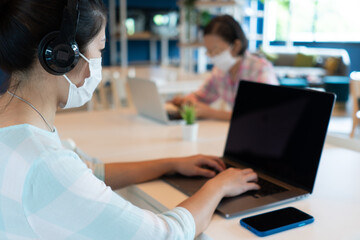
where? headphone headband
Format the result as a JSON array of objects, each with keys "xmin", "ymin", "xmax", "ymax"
[
  {"xmin": 38, "ymin": 0, "xmax": 80, "ymax": 75},
  {"xmin": 61, "ymin": 0, "xmax": 80, "ymax": 43}
]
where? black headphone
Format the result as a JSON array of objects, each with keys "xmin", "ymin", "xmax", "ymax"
[{"xmin": 38, "ymin": 0, "xmax": 80, "ymax": 75}]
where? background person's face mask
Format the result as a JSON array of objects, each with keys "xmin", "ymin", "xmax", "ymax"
[
  {"xmin": 62, "ymin": 53, "xmax": 102, "ymax": 109},
  {"xmin": 209, "ymin": 48, "xmax": 240, "ymax": 73}
]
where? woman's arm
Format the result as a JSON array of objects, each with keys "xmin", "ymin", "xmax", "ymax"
[
  {"xmin": 104, "ymin": 154, "xmax": 226, "ymax": 189},
  {"xmin": 208, "ymin": 109, "xmax": 232, "ymax": 121},
  {"xmin": 171, "ymin": 72, "xmax": 220, "ymax": 108},
  {"xmin": 27, "ymin": 151, "xmax": 199, "ymax": 239},
  {"xmin": 30, "ymin": 151, "xmax": 258, "ymax": 238},
  {"xmin": 193, "ymin": 101, "xmax": 232, "ymax": 121},
  {"xmin": 172, "ymin": 95, "xmax": 232, "ymax": 121},
  {"xmin": 105, "ymin": 157, "xmax": 259, "ymax": 236}
]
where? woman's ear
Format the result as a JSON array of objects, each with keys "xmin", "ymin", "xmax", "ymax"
[{"xmin": 231, "ymin": 39, "xmax": 242, "ymax": 57}]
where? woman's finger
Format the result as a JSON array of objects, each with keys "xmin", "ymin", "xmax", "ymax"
[
  {"xmin": 240, "ymin": 168, "xmax": 255, "ymax": 175},
  {"xmin": 244, "ymin": 172, "xmax": 258, "ymax": 183},
  {"xmin": 194, "ymin": 167, "xmax": 216, "ymax": 178},
  {"xmin": 199, "ymin": 157, "xmax": 225, "ymax": 172},
  {"xmin": 244, "ymin": 182, "xmax": 261, "ymax": 192},
  {"xmin": 206, "ymin": 155, "xmax": 226, "ymax": 169}
]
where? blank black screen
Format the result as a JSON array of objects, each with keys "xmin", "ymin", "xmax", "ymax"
[
  {"xmin": 224, "ymin": 81, "xmax": 335, "ymax": 192},
  {"xmin": 241, "ymin": 207, "xmax": 313, "ymax": 231}
]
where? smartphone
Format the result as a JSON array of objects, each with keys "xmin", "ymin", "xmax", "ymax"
[{"xmin": 240, "ymin": 207, "xmax": 314, "ymax": 237}]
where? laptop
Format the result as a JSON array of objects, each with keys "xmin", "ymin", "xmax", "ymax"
[
  {"xmin": 162, "ymin": 80, "xmax": 335, "ymax": 218},
  {"xmin": 128, "ymin": 77, "xmax": 183, "ymax": 125}
]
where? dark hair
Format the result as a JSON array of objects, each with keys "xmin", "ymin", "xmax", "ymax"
[
  {"xmin": 204, "ymin": 15, "xmax": 248, "ymax": 56},
  {"xmin": 0, "ymin": 0, "xmax": 107, "ymax": 94}
]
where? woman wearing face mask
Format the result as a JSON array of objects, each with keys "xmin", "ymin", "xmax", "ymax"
[
  {"xmin": 0, "ymin": 1, "xmax": 259, "ymax": 239},
  {"xmin": 173, "ymin": 15, "xmax": 278, "ymax": 121}
]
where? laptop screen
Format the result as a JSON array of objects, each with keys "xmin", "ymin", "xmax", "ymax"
[{"xmin": 224, "ymin": 81, "xmax": 335, "ymax": 193}]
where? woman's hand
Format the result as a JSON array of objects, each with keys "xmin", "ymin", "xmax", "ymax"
[
  {"xmin": 171, "ymin": 154, "xmax": 226, "ymax": 178},
  {"xmin": 207, "ymin": 168, "xmax": 260, "ymax": 197},
  {"xmin": 178, "ymin": 167, "xmax": 260, "ymax": 236}
]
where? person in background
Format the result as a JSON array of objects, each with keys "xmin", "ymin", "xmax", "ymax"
[
  {"xmin": 173, "ymin": 15, "xmax": 278, "ymax": 121},
  {"xmin": 0, "ymin": 1, "xmax": 259, "ymax": 239}
]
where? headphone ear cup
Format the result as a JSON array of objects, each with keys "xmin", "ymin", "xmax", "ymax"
[
  {"xmin": 38, "ymin": 31, "xmax": 80, "ymax": 75},
  {"xmin": 38, "ymin": 31, "xmax": 59, "ymax": 74}
]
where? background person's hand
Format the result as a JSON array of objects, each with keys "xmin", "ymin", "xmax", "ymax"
[
  {"xmin": 193, "ymin": 101, "xmax": 215, "ymax": 119},
  {"xmin": 172, "ymin": 95, "xmax": 214, "ymax": 119},
  {"xmin": 171, "ymin": 94, "xmax": 198, "ymax": 108},
  {"xmin": 172, "ymin": 154, "xmax": 226, "ymax": 178},
  {"xmin": 171, "ymin": 95, "xmax": 186, "ymax": 108},
  {"xmin": 208, "ymin": 168, "xmax": 260, "ymax": 197}
]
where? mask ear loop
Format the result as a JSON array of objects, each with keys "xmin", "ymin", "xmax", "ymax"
[
  {"xmin": 63, "ymin": 52, "xmax": 90, "ymax": 82},
  {"xmin": 79, "ymin": 52, "xmax": 90, "ymax": 63},
  {"xmin": 63, "ymin": 74, "xmax": 73, "ymax": 84}
]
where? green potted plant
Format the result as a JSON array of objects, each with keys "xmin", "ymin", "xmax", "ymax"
[{"xmin": 180, "ymin": 104, "xmax": 198, "ymax": 141}]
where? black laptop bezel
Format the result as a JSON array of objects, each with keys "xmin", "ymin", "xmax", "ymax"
[{"xmin": 223, "ymin": 80, "xmax": 335, "ymax": 193}]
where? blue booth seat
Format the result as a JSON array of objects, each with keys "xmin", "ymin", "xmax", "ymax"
[
  {"xmin": 323, "ymin": 76, "xmax": 350, "ymax": 102},
  {"xmin": 279, "ymin": 78, "xmax": 308, "ymax": 88}
]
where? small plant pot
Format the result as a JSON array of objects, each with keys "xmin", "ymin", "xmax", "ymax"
[{"xmin": 182, "ymin": 123, "xmax": 199, "ymax": 141}]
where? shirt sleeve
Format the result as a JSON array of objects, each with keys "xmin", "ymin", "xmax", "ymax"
[
  {"xmin": 193, "ymin": 72, "xmax": 221, "ymax": 104},
  {"xmin": 22, "ymin": 150, "xmax": 196, "ymax": 240},
  {"xmin": 255, "ymin": 60, "xmax": 279, "ymax": 85},
  {"xmin": 61, "ymin": 139, "xmax": 105, "ymax": 181},
  {"xmin": 75, "ymin": 148, "xmax": 105, "ymax": 182}
]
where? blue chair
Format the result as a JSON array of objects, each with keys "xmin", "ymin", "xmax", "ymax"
[
  {"xmin": 323, "ymin": 76, "xmax": 350, "ymax": 102},
  {"xmin": 279, "ymin": 78, "xmax": 308, "ymax": 88}
]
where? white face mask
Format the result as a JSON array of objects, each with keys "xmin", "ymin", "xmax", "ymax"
[
  {"xmin": 209, "ymin": 48, "xmax": 240, "ymax": 73},
  {"xmin": 62, "ymin": 53, "xmax": 102, "ymax": 109}
]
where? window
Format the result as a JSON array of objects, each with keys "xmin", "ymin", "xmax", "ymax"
[{"xmin": 265, "ymin": 0, "xmax": 360, "ymax": 42}]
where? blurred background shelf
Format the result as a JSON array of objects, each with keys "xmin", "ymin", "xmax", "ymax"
[
  {"xmin": 108, "ymin": 0, "xmax": 264, "ymax": 73},
  {"xmin": 178, "ymin": 42, "xmax": 204, "ymax": 48}
]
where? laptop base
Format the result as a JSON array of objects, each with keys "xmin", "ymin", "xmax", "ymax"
[{"xmin": 162, "ymin": 174, "xmax": 308, "ymax": 218}]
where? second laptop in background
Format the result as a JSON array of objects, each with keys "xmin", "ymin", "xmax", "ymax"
[{"xmin": 128, "ymin": 77, "xmax": 183, "ymax": 125}]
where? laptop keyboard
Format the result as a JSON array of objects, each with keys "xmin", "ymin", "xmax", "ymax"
[{"xmin": 167, "ymin": 112, "xmax": 182, "ymax": 120}]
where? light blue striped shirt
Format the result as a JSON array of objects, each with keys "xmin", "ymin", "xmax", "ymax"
[{"xmin": 0, "ymin": 124, "xmax": 195, "ymax": 239}]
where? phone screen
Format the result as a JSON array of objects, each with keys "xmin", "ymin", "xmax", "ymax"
[{"xmin": 240, "ymin": 207, "xmax": 314, "ymax": 236}]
